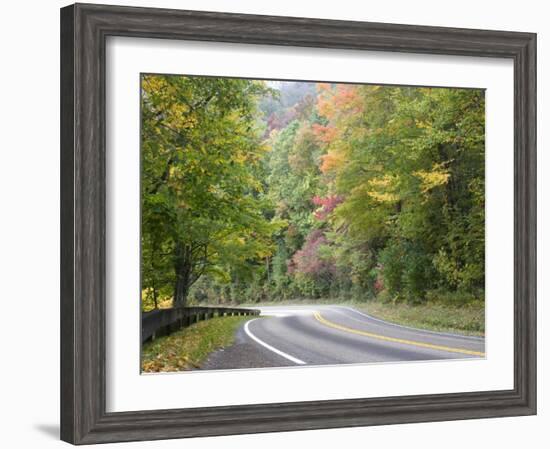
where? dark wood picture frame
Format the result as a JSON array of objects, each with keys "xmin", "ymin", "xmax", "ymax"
[{"xmin": 60, "ymin": 3, "xmax": 536, "ymax": 444}]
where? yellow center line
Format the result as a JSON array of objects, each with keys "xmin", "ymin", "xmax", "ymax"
[{"xmin": 313, "ymin": 312, "xmax": 485, "ymax": 357}]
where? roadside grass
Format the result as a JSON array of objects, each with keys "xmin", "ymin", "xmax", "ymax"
[
  {"xmin": 141, "ymin": 316, "xmax": 251, "ymax": 372},
  {"xmin": 242, "ymin": 299, "xmax": 484, "ymax": 337},
  {"xmin": 357, "ymin": 301, "xmax": 485, "ymax": 337}
]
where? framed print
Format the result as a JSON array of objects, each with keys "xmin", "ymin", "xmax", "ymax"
[{"xmin": 60, "ymin": 3, "xmax": 536, "ymax": 444}]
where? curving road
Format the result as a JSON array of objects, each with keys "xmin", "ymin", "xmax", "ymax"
[{"xmin": 201, "ymin": 305, "xmax": 485, "ymax": 370}]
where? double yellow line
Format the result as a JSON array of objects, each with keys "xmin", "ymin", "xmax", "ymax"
[{"xmin": 313, "ymin": 312, "xmax": 485, "ymax": 357}]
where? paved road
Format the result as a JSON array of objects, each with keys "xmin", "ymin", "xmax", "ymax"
[{"xmin": 201, "ymin": 305, "xmax": 485, "ymax": 370}]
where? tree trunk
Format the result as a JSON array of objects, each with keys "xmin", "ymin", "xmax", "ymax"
[
  {"xmin": 173, "ymin": 242, "xmax": 192, "ymax": 307},
  {"xmin": 173, "ymin": 272, "xmax": 190, "ymax": 307},
  {"xmin": 152, "ymin": 282, "xmax": 158, "ymax": 309}
]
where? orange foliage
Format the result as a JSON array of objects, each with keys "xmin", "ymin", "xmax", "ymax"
[
  {"xmin": 334, "ymin": 84, "xmax": 359, "ymax": 110},
  {"xmin": 315, "ymin": 84, "xmax": 363, "ymax": 173},
  {"xmin": 316, "ymin": 83, "xmax": 362, "ymax": 121},
  {"xmin": 312, "ymin": 123, "xmax": 337, "ymax": 144},
  {"xmin": 320, "ymin": 151, "xmax": 344, "ymax": 173},
  {"xmin": 316, "ymin": 83, "xmax": 335, "ymax": 119}
]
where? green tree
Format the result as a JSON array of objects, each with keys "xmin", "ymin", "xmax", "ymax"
[{"xmin": 141, "ymin": 74, "xmax": 276, "ymax": 308}]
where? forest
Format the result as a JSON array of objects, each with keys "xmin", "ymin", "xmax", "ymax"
[{"xmin": 141, "ymin": 74, "xmax": 485, "ymax": 312}]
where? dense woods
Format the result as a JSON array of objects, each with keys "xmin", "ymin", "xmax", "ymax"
[{"xmin": 141, "ymin": 75, "xmax": 485, "ymax": 311}]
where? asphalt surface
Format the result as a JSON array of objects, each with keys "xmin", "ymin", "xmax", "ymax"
[{"xmin": 201, "ymin": 305, "xmax": 485, "ymax": 370}]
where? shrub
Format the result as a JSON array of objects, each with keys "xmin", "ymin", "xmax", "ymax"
[{"xmin": 379, "ymin": 240, "xmax": 435, "ymax": 303}]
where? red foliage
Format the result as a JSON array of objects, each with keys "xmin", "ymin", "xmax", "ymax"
[
  {"xmin": 312, "ymin": 195, "xmax": 344, "ymax": 220},
  {"xmin": 374, "ymin": 276, "xmax": 384, "ymax": 293},
  {"xmin": 266, "ymin": 108, "xmax": 298, "ymax": 133},
  {"xmin": 287, "ymin": 229, "xmax": 335, "ymax": 277}
]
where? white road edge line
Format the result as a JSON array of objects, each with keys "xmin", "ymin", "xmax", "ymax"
[
  {"xmin": 338, "ymin": 306, "xmax": 485, "ymax": 341},
  {"xmin": 244, "ymin": 319, "xmax": 306, "ymax": 365}
]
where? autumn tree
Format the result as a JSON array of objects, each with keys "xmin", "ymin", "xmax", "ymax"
[
  {"xmin": 141, "ymin": 74, "xmax": 277, "ymax": 308},
  {"xmin": 315, "ymin": 84, "xmax": 485, "ymax": 302}
]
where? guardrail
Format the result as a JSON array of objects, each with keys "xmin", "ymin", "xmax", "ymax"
[{"xmin": 141, "ymin": 306, "xmax": 260, "ymax": 343}]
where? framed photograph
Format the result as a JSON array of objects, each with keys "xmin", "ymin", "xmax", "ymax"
[{"xmin": 60, "ymin": 3, "xmax": 536, "ymax": 444}]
